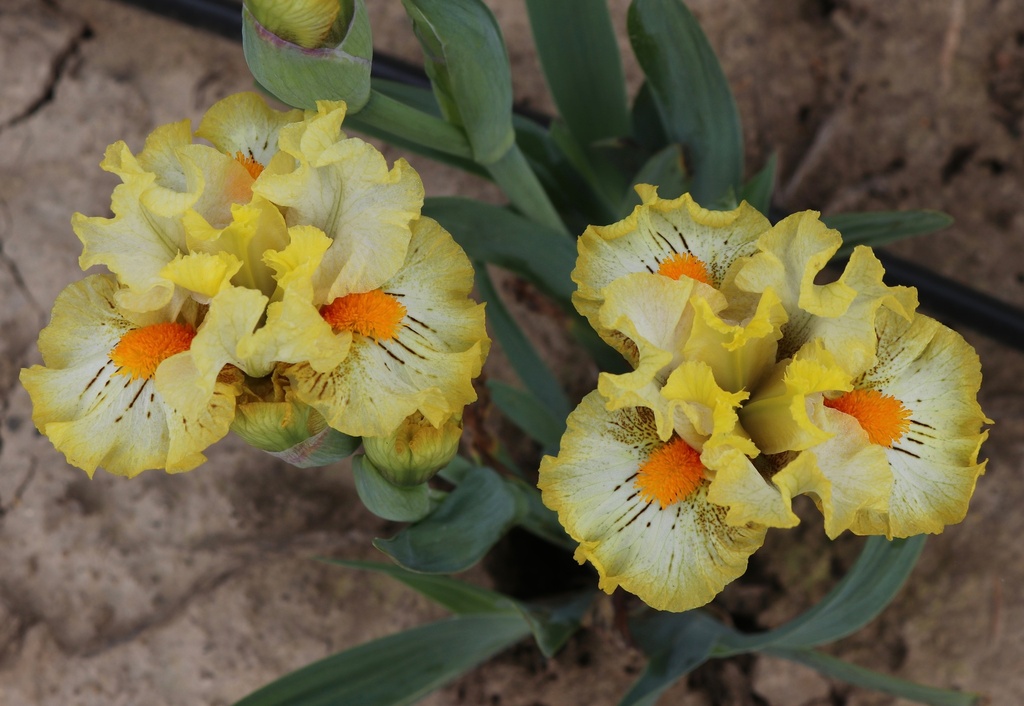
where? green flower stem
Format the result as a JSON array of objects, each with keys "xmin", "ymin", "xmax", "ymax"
[
  {"xmin": 485, "ymin": 143, "xmax": 569, "ymax": 235},
  {"xmin": 351, "ymin": 89, "xmax": 474, "ymax": 160}
]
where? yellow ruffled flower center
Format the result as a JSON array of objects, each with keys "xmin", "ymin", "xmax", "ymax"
[
  {"xmin": 235, "ymin": 151, "xmax": 265, "ymax": 180},
  {"xmin": 109, "ymin": 322, "xmax": 197, "ymax": 380},
  {"xmin": 635, "ymin": 436, "xmax": 706, "ymax": 508},
  {"xmin": 657, "ymin": 253, "xmax": 712, "ymax": 286},
  {"xmin": 824, "ymin": 388, "xmax": 911, "ymax": 447},
  {"xmin": 320, "ymin": 289, "xmax": 407, "ymax": 341}
]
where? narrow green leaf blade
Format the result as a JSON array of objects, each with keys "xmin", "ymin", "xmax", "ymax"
[
  {"xmin": 525, "ymin": 0, "xmax": 629, "ymax": 145},
  {"xmin": 369, "ymin": 77, "xmax": 441, "ymax": 115},
  {"xmin": 401, "ymin": 0, "xmax": 515, "ymax": 164},
  {"xmin": 621, "ymin": 611, "xmax": 726, "ymax": 706},
  {"xmin": 824, "ymin": 211, "xmax": 954, "ymax": 259},
  {"xmin": 767, "ymin": 647, "xmax": 983, "ymax": 706},
  {"xmin": 739, "ymin": 153, "xmax": 778, "ymax": 216},
  {"xmin": 484, "ymin": 142, "xmax": 568, "ymax": 233},
  {"xmin": 623, "ymin": 143, "xmax": 688, "ymax": 214},
  {"xmin": 423, "ymin": 197, "xmax": 576, "ymax": 308},
  {"xmin": 475, "ymin": 267, "xmax": 571, "ymax": 419},
  {"xmin": 322, "ymin": 559, "xmax": 519, "ymax": 615},
  {"xmin": 374, "ymin": 466, "xmax": 523, "ymax": 573},
  {"xmin": 346, "ymin": 81, "xmax": 486, "ymax": 176},
  {"xmin": 487, "ymin": 380, "xmax": 565, "ymax": 450},
  {"xmin": 549, "ymin": 120, "xmax": 627, "ymax": 212},
  {"xmin": 516, "ymin": 590, "xmax": 596, "ymax": 658},
  {"xmin": 628, "ymin": 0, "xmax": 744, "ymax": 205},
  {"xmin": 325, "ymin": 559, "xmax": 591, "ymax": 659},
  {"xmin": 352, "ymin": 455, "xmax": 433, "ymax": 523},
  {"xmin": 232, "ymin": 614, "xmax": 530, "ymax": 706},
  {"xmin": 771, "ymin": 536, "xmax": 925, "ymax": 649},
  {"xmin": 630, "ymin": 82, "xmax": 669, "ymax": 152},
  {"xmin": 347, "ymin": 87, "xmax": 478, "ymax": 165},
  {"xmin": 717, "ymin": 536, "xmax": 926, "ymax": 654},
  {"xmin": 502, "ymin": 476, "xmax": 576, "ymax": 552},
  {"xmin": 513, "ymin": 115, "xmax": 617, "ymax": 229}
]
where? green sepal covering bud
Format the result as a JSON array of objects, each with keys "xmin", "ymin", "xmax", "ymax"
[
  {"xmin": 363, "ymin": 412, "xmax": 462, "ymax": 487},
  {"xmin": 352, "ymin": 454, "xmax": 433, "ymax": 522},
  {"xmin": 400, "ymin": 0, "xmax": 515, "ymax": 164},
  {"xmin": 231, "ymin": 378, "xmax": 360, "ymax": 468},
  {"xmin": 242, "ymin": 0, "xmax": 372, "ymax": 112}
]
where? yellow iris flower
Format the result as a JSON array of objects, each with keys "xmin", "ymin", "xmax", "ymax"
[
  {"xmin": 20, "ymin": 276, "xmax": 264, "ymax": 477},
  {"xmin": 24, "ymin": 92, "xmax": 488, "ymax": 477},
  {"xmin": 539, "ymin": 381, "xmax": 767, "ymax": 613},
  {"xmin": 540, "ymin": 187, "xmax": 988, "ymax": 612},
  {"xmin": 777, "ymin": 309, "xmax": 990, "ymax": 539},
  {"xmin": 242, "ymin": 217, "xmax": 489, "ymax": 438}
]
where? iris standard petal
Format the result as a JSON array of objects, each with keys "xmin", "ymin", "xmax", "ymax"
[
  {"xmin": 734, "ymin": 213, "xmax": 916, "ymax": 375},
  {"xmin": 195, "ymin": 91, "xmax": 303, "ymax": 169},
  {"xmin": 573, "ymin": 189, "xmax": 770, "ymax": 330},
  {"xmin": 254, "ymin": 101, "xmax": 424, "ymax": 299}
]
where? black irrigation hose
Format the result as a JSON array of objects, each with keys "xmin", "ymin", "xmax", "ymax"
[
  {"xmin": 113, "ymin": 0, "xmax": 1024, "ymax": 352},
  {"xmin": 116, "ymin": 0, "xmax": 242, "ymax": 40},
  {"xmin": 873, "ymin": 253, "xmax": 1024, "ymax": 350}
]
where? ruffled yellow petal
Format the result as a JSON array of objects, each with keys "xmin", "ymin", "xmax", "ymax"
[
  {"xmin": 262, "ymin": 224, "xmax": 331, "ymax": 295},
  {"xmin": 573, "ymin": 189, "xmax": 770, "ymax": 329},
  {"xmin": 848, "ymin": 309, "xmax": 989, "ymax": 537},
  {"xmin": 255, "ymin": 102, "xmax": 424, "ymax": 299},
  {"xmin": 177, "ymin": 144, "xmax": 256, "ymax": 227},
  {"xmin": 683, "ymin": 288, "xmax": 788, "ymax": 394},
  {"xmin": 595, "ymin": 270, "xmax": 711, "ymax": 365},
  {"xmin": 126, "ymin": 123, "xmax": 252, "ymax": 227},
  {"xmin": 740, "ymin": 340, "xmax": 853, "ymax": 455},
  {"xmin": 702, "ymin": 446, "xmax": 800, "ymax": 529},
  {"xmin": 157, "ymin": 285, "xmax": 268, "ymax": 409},
  {"xmin": 734, "ymin": 212, "xmax": 850, "ymax": 317},
  {"xmin": 284, "ymin": 217, "xmax": 487, "ymax": 437},
  {"xmin": 654, "ymin": 362, "xmax": 796, "ymax": 528},
  {"xmin": 773, "ymin": 406, "xmax": 893, "ymax": 539},
  {"xmin": 661, "ymin": 361, "xmax": 753, "ymax": 451},
  {"xmin": 734, "ymin": 213, "xmax": 917, "ymax": 375},
  {"xmin": 195, "ymin": 91, "xmax": 303, "ymax": 169},
  {"xmin": 182, "ymin": 196, "xmax": 291, "ymax": 298},
  {"xmin": 593, "ymin": 273, "xmax": 717, "ymax": 435},
  {"xmin": 74, "ymin": 149, "xmax": 185, "ymax": 312},
  {"xmin": 539, "ymin": 391, "xmax": 766, "ymax": 612},
  {"xmin": 160, "ymin": 251, "xmax": 243, "ymax": 302},
  {"xmin": 75, "ymin": 130, "xmax": 254, "ymax": 312},
  {"xmin": 19, "ymin": 275, "xmax": 242, "ymax": 477},
  {"xmin": 275, "ymin": 100, "xmax": 349, "ymax": 165},
  {"xmin": 129, "ymin": 120, "xmax": 205, "ymax": 217},
  {"xmin": 239, "ymin": 225, "xmax": 349, "ymax": 376}
]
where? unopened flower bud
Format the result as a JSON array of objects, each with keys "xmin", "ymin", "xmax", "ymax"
[
  {"xmin": 363, "ymin": 413, "xmax": 462, "ymax": 486},
  {"xmin": 242, "ymin": 0, "xmax": 372, "ymax": 112},
  {"xmin": 231, "ymin": 382, "xmax": 359, "ymax": 467},
  {"xmin": 246, "ymin": 0, "xmax": 340, "ymax": 49}
]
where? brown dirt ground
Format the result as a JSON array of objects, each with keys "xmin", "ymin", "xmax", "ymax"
[{"xmin": 0, "ymin": 0, "xmax": 1021, "ymax": 704}]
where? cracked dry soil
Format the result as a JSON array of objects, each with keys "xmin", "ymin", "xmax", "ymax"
[{"xmin": 0, "ymin": 0, "xmax": 1022, "ymax": 704}]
